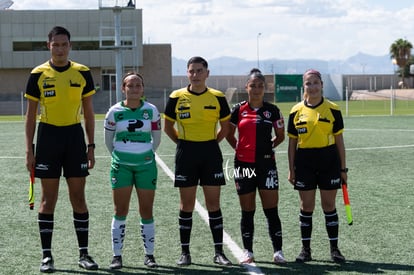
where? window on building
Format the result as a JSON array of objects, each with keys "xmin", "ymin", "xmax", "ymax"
[{"xmin": 13, "ymin": 41, "xmax": 108, "ymax": 51}]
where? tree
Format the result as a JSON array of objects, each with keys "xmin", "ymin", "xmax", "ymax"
[{"xmin": 390, "ymin": 38, "xmax": 413, "ymax": 88}]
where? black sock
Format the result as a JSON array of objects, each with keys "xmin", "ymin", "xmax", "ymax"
[
  {"xmin": 299, "ymin": 210, "xmax": 313, "ymax": 250},
  {"xmin": 264, "ymin": 207, "xmax": 283, "ymax": 252},
  {"xmin": 178, "ymin": 210, "xmax": 192, "ymax": 254},
  {"xmin": 324, "ymin": 209, "xmax": 339, "ymax": 249},
  {"xmin": 208, "ymin": 209, "xmax": 224, "ymax": 254},
  {"xmin": 241, "ymin": 210, "xmax": 255, "ymax": 253},
  {"xmin": 74, "ymin": 212, "xmax": 89, "ymax": 256},
  {"xmin": 38, "ymin": 213, "xmax": 54, "ymax": 258}
]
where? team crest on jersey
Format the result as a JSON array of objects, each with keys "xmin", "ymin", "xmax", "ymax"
[
  {"xmin": 44, "ymin": 90, "xmax": 56, "ymax": 97},
  {"xmin": 142, "ymin": 110, "xmax": 150, "ymax": 120},
  {"xmin": 241, "ymin": 111, "xmax": 248, "ymax": 117},
  {"xmin": 263, "ymin": 110, "xmax": 271, "ymax": 119}
]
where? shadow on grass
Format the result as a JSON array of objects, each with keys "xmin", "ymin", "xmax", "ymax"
[
  {"xmin": 46, "ymin": 260, "xmax": 414, "ymax": 274},
  {"xmin": 253, "ymin": 259, "xmax": 414, "ymax": 274},
  {"xmin": 50, "ymin": 263, "xmax": 246, "ymax": 274}
]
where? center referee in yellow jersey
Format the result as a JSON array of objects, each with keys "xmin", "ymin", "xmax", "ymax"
[
  {"xmin": 287, "ymin": 69, "xmax": 347, "ymax": 264},
  {"xmin": 164, "ymin": 56, "xmax": 232, "ymax": 266},
  {"xmin": 25, "ymin": 26, "xmax": 98, "ymax": 273}
]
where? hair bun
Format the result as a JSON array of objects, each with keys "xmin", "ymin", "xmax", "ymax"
[{"xmin": 250, "ymin": 68, "xmax": 262, "ymax": 74}]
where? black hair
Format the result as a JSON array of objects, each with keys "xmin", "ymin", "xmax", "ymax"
[
  {"xmin": 247, "ymin": 68, "xmax": 265, "ymax": 83},
  {"xmin": 48, "ymin": 26, "xmax": 71, "ymax": 42},
  {"xmin": 187, "ymin": 56, "xmax": 208, "ymax": 69},
  {"xmin": 122, "ymin": 71, "xmax": 144, "ymax": 86}
]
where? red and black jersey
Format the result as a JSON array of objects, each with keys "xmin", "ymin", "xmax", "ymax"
[{"xmin": 230, "ymin": 101, "xmax": 284, "ymax": 163}]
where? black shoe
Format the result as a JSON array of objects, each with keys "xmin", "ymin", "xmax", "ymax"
[
  {"xmin": 213, "ymin": 252, "xmax": 232, "ymax": 266},
  {"xmin": 78, "ymin": 254, "xmax": 99, "ymax": 270},
  {"xmin": 296, "ymin": 247, "xmax": 312, "ymax": 262},
  {"xmin": 176, "ymin": 253, "xmax": 191, "ymax": 266},
  {"xmin": 40, "ymin": 257, "xmax": 55, "ymax": 273},
  {"xmin": 109, "ymin": 255, "xmax": 122, "ymax": 270},
  {"xmin": 331, "ymin": 248, "xmax": 346, "ymax": 263},
  {"xmin": 144, "ymin": 255, "xmax": 158, "ymax": 268}
]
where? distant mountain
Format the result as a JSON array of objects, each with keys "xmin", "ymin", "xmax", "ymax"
[{"xmin": 172, "ymin": 52, "xmax": 395, "ymax": 76}]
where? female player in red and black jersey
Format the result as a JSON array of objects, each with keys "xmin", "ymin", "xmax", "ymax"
[
  {"xmin": 226, "ymin": 68, "xmax": 286, "ymax": 265},
  {"xmin": 287, "ymin": 69, "xmax": 347, "ymax": 263}
]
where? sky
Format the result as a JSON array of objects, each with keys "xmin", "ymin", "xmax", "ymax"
[{"xmin": 7, "ymin": 0, "xmax": 414, "ymax": 61}]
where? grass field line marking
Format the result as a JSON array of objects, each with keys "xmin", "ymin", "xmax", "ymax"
[
  {"xmin": 3, "ymin": 143, "xmax": 414, "ymax": 160},
  {"xmin": 348, "ymin": 128, "xmax": 414, "ymax": 132},
  {"xmin": 346, "ymin": 144, "xmax": 414, "ymax": 150},
  {"xmin": 155, "ymin": 153, "xmax": 264, "ymax": 275}
]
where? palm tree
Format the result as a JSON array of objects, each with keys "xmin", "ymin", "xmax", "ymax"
[{"xmin": 390, "ymin": 38, "xmax": 413, "ymax": 88}]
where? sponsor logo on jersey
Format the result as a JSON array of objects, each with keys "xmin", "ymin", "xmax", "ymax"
[
  {"xmin": 298, "ymin": 127, "xmax": 308, "ymax": 134},
  {"xmin": 44, "ymin": 90, "xmax": 56, "ymax": 97},
  {"xmin": 179, "ymin": 112, "xmax": 190, "ymax": 119},
  {"xmin": 127, "ymin": 119, "xmax": 144, "ymax": 132}
]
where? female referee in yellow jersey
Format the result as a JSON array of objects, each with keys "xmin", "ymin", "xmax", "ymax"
[{"xmin": 287, "ymin": 69, "xmax": 347, "ymax": 264}]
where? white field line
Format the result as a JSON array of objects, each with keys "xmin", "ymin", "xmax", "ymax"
[
  {"xmin": 155, "ymin": 153, "xmax": 264, "ymax": 275},
  {"xmin": 3, "ymin": 144, "xmax": 414, "ymax": 160}
]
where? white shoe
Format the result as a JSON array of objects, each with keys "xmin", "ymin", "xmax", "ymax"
[
  {"xmin": 239, "ymin": 250, "xmax": 254, "ymax": 264},
  {"xmin": 273, "ymin": 250, "xmax": 287, "ymax": 264}
]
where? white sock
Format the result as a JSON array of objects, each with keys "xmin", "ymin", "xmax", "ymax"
[
  {"xmin": 111, "ymin": 217, "xmax": 126, "ymax": 256},
  {"xmin": 140, "ymin": 221, "xmax": 155, "ymax": 255}
]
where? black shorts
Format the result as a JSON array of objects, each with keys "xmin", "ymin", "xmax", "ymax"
[
  {"xmin": 174, "ymin": 139, "xmax": 225, "ymax": 187},
  {"xmin": 234, "ymin": 157, "xmax": 279, "ymax": 195},
  {"xmin": 294, "ymin": 145, "xmax": 341, "ymax": 191},
  {"xmin": 35, "ymin": 122, "xmax": 89, "ymax": 178}
]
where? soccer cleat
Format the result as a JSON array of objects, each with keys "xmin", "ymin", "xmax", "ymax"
[
  {"xmin": 273, "ymin": 250, "xmax": 287, "ymax": 264},
  {"xmin": 331, "ymin": 248, "xmax": 346, "ymax": 263},
  {"xmin": 109, "ymin": 255, "xmax": 122, "ymax": 270},
  {"xmin": 144, "ymin": 255, "xmax": 158, "ymax": 268},
  {"xmin": 78, "ymin": 254, "xmax": 99, "ymax": 270},
  {"xmin": 296, "ymin": 247, "xmax": 312, "ymax": 262},
  {"xmin": 213, "ymin": 252, "xmax": 232, "ymax": 266},
  {"xmin": 40, "ymin": 257, "xmax": 55, "ymax": 273},
  {"xmin": 239, "ymin": 250, "xmax": 254, "ymax": 264},
  {"xmin": 176, "ymin": 253, "xmax": 192, "ymax": 266}
]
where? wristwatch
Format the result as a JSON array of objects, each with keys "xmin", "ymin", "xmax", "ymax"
[{"xmin": 87, "ymin": 143, "xmax": 96, "ymax": 149}]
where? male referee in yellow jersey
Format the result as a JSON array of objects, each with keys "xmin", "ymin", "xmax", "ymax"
[
  {"xmin": 164, "ymin": 56, "xmax": 232, "ymax": 266},
  {"xmin": 25, "ymin": 26, "xmax": 98, "ymax": 273}
]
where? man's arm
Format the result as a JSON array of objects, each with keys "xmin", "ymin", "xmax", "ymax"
[
  {"xmin": 82, "ymin": 95, "xmax": 95, "ymax": 169},
  {"xmin": 25, "ymin": 99, "xmax": 38, "ymax": 172},
  {"xmin": 164, "ymin": 118, "xmax": 178, "ymax": 144}
]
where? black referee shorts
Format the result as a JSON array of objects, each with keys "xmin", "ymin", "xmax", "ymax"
[
  {"xmin": 174, "ymin": 139, "xmax": 226, "ymax": 187},
  {"xmin": 35, "ymin": 122, "xmax": 89, "ymax": 179},
  {"xmin": 294, "ymin": 145, "xmax": 341, "ymax": 191}
]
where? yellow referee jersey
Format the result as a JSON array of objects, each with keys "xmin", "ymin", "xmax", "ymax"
[
  {"xmin": 24, "ymin": 61, "xmax": 96, "ymax": 126},
  {"xmin": 287, "ymin": 98, "xmax": 344, "ymax": 148},
  {"xmin": 164, "ymin": 86, "xmax": 231, "ymax": 141}
]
